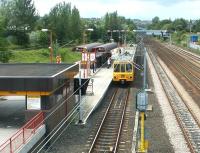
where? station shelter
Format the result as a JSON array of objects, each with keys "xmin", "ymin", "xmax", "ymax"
[{"xmin": 0, "ymin": 63, "xmax": 79, "ymax": 131}]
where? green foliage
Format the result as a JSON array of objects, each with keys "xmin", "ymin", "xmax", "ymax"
[
  {"xmin": 0, "ymin": 50, "xmax": 12, "ymax": 63},
  {"xmin": 4, "ymin": 0, "xmax": 38, "ymax": 45},
  {"xmin": 7, "ymin": 0, "xmax": 38, "ymax": 31},
  {"xmin": 0, "ymin": 37, "xmax": 8, "ymax": 50},
  {"xmin": 152, "ymin": 16, "xmax": 160, "ymax": 24},
  {"xmin": 192, "ymin": 20, "xmax": 200, "ymax": 32},
  {"xmin": 0, "ymin": 36, "xmax": 12, "ymax": 63},
  {"xmin": 104, "ymin": 11, "xmax": 136, "ymax": 42},
  {"xmin": 148, "ymin": 17, "xmax": 188, "ymax": 32},
  {"xmin": 71, "ymin": 6, "xmax": 82, "ymax": 41},
  {"xmin": 39, "ymin": 2, "xmax": 83, "ymax": 45},
  {"xmin": 29, "ymin": 30, "xmax": 49, "ymax": 47},
  {"xmin": 58, "ymin": 48, "xmax": 81, "ymax": 63},
  {"xmin": 9, "ymin": 47, "xmax": 81, "ymax": 63},
  {"xmin": 173, "ymin": 18, "xmax": 188, "ymax": 32},
  {"xmin": 9, "ymin": 49, "xmax": 50, "ymax": 63},
  {"xmin": 171, "ymin": 31, "xmax": 188, "ymax": 47}
]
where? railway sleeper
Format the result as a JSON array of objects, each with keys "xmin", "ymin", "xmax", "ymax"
[
  {"xmin": 100, "ymin": 131, "xmax": 118, "ymax": 136},
  {"xmin": 93, "ymin": 147, "xmax": 114, "ymax": 152},
  {"xmin": 106, "ymin": 115, "xmax": 122, "ymax": 119},
  {"xmin": 94, "ymin": 144, "xmax": 115, "ymax": 149},
  {"xmin": 103, "ymin": 122, "xmax": 121, "ymax": 126},
  {"xmin": 97, "ymin": 137, "xmax": 117, "ymax": 142},
  {"xmin": 101, "ymin": 127, "xmax": 119, "ymax": 130},
  {"xmin": 95, "ymin": 141, "xmax": 116, "ymax": 145},
  {"xmin": 103, "ymin": 124, "xmax": 120, "ymax": 127}
]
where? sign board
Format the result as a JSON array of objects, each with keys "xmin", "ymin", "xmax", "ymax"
[
  {"xmin": 82, "ymin": 52, "xmax": 87, "ymax": 61},
  {"xmin": 82, "ymin": 52, "xmax": 96, "ymax": 62},
  {"xmin": 90, "ymin": 53, "xmax": 96, "ymax": 61},
  {"xmin": 27, "ymin": 96, "xmax": 41, "ymax": 110}
]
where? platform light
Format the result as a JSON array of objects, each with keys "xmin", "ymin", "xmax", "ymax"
[{"xmin": 41, "ymin": 28, "xmax": 53, "ymax": 63}]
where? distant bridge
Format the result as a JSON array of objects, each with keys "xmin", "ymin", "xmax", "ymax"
[{"xmin": 133, "ymin": 30, "xmax": 169, "ymax": 36}]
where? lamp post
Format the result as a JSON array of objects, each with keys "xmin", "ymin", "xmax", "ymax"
[
  {"xmin": 41, "ymin": 29, "xmax": 53, "ymax": 63},
  {"xmin": 107, "ymin": 30, "xmax": 113, "ymax": 41},
  {"xmin": 83, "ymin": 28, "xmax": 94, "ymax": 44},
  {"xmin": 82, "ymin": 28, "xmax": 93, "ymax": 78}
]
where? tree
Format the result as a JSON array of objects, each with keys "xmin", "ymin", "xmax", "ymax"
[
  {"xmin": 71, "ymin": 6, "xmax": 82, "ymax": 42},
  {"xmin": 192, "ymin": 20, "xmax": 200, "ymax": 33},
  {"xmin": 6, "ymin": 0, "xmax": 38, "ymax": 45},
  {"xmin": 152, "ymin": 16, "xmax": 159, "ymax": 24},
  {"xmin": 48, "ymin": 2, "xmax": 72, "ymax": 43},
  {"xmin": 173, "ymin": 18, "xmax": 188, "ymax": 32}
]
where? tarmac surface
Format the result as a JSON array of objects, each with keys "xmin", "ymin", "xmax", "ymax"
[{"xmin": 0, "ymin": 96, "xmax": 26, "ymax": 145}]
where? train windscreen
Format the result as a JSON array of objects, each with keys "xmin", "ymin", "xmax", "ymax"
[
  {"xmin": 121, "ymin": 64, "xmax": 125, "ymax": 72},
  {"xmin": 126, "ymin": 63, "xmax": 132, "ymax": 72},
  {"xmin": 114, "ymin": 64, "xmax": 120, "ymax": 72}
]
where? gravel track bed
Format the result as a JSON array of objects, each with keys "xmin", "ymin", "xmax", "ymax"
[
  {"xmin": 147, "ymin": 39, "xmax": 200, "ymax": 108},
  {"xmin": 147, "ymin": 47, "xmax": 190, "ymax": 153}
]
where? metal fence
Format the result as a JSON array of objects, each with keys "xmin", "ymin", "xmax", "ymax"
[{"xmin": 0, "ymin": 112, "xmax": 44, "ymax": 153}]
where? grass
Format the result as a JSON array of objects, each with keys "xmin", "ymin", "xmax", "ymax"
[{"xmin": 9, "ymin": 47, "xmax": 81, "ymax": 63}]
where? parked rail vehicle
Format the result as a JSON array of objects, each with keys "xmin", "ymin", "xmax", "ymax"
[
  {"xmin": 92, "ymin": 42, "xmax": 118, "ymax": 67},
  {"xmin": 112, "ymin": 45, "xmax": 136, "ymax": 84}
]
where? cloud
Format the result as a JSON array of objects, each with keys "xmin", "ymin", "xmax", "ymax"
[{"xmin": 33, "ymin": 0, "xmax": 200, "ymax": 20}]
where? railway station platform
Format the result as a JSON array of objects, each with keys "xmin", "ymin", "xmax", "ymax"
[
  {"xmin": 77, "ymin": 67, "xmax": 113, "ymax": 124},
  {"xmin": 0, "ymin": 96, "xmax": 26, "ymax": 145}
]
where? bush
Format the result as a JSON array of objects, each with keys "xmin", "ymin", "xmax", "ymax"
[
  {"xmin": 0, "ymin": 37, "xmax": 8, "ymax": 50},
  {"xmin": 41, "ymin": 49, "xmax": 49, "ymax": 57},
  {"xmin": 0, "ymin": 50, "xmax": 12, "ymax": 63}
]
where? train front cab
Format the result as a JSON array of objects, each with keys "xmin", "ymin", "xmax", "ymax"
[{"xmin": 113, "ymin": 61, "xmax": 134, "ymax": 83}]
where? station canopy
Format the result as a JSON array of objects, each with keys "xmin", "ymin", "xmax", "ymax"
[{"xmin": 0, "ymin": 63, "xmax": 78, "ymax": 96}]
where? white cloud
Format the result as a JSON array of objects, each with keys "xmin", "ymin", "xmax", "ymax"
[{"xmin": 33, "ymin": 0, "xmax": 200, "ymax": 20}]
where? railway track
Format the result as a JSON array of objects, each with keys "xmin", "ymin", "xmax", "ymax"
[
  {"xmin": 87, "ymin": 87, "xmax": 130, "ymax": 153},
  {"xmin": 147, "ymin": 40, "xmax": 200, "ymax": 92},
  {"xmin": 163, "ymin": 43, "xmax": 200, "ymax": 67},
  {"xmin": 148, "ymin": 47, "xmax": 200, "ymax": 153}
]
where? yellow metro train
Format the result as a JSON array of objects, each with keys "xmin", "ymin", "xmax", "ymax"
[{"xmin": 112, "ymin": 46, "xmax": 136, "ymax": 84}]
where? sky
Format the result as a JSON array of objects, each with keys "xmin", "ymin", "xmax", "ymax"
[{"xmin": 33, "ymin": 0, "xmax": 200, "ymax": 20}]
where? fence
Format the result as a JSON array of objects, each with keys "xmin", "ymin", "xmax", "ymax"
[{"xmin": 0, "ymin": 112, "xmax": 44, "ymax": 153}]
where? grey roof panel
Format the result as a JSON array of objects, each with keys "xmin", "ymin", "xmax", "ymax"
[{"xmin": 0, "ymin": 63, "xmax": 73, "ymax": 77}]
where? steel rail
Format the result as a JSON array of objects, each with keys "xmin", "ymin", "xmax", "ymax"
[
  {"xmin": 148, "ymin": 47, "xmax": 200, "ymax": 153},
  {"xmin": 114, "ymin": 89, "xmax": 129, "ymax": 153},
  {"xmin": 88, "ymin": 88, "xmax": 118, "ymax": 153},
  {"xmin": 166, "ymin": 44, "xmax": 200, "ymax": 62},
  {"xmin": 88, "ymin": 88, "xmax": 129, "ymax": 153},
  {"xmin": 154, "ymin": 43, "xmax": 200, "ymax": 91}
]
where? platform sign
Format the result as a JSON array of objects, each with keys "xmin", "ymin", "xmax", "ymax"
[
  {"xmin": 90, "ymin": 53, "xmax": 96, "ymax": 61},
  {"xmin": 27, "ymin": 96, "xmax": 41, "ymax": 110},
  {"xmin": 82, "ymin": 52, "xmax": 87, "ymax": 61}
]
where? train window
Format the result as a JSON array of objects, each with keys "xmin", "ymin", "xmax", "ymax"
[
  {"xmin": 121, "ymin": 64, "xmax": 125, "ymax": 72},
  {"xmin": 126, "ymin": 63, "xmax": 132, "ymax": 72},
  {"xmin": 114, "ymin": 64, "xmax": 120, "ymax": 72}
]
